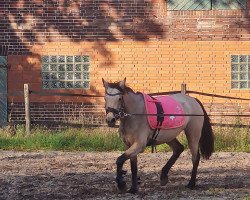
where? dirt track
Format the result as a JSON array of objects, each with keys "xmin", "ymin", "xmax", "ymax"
[{"xmin": 0, "ymin": 151, "xmax": 249, "ymax": 200}]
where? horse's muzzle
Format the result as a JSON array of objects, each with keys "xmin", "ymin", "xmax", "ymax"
[{"xmin": 106, "ymin": 117, "xmax": 116, "ymax": 127}]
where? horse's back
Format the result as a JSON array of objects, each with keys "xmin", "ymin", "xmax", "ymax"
[
  {"xmin": 170, "ymin": 93, "xmax": 204, "ymax": 116},
  {"xmin": 170, "ymin": 93, "xmax": 205, "ymax": 130}
]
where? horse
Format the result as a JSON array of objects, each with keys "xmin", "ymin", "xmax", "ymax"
[{"xmin": 102, "ymin": 78, "xmax": 214, "ymax": 194}]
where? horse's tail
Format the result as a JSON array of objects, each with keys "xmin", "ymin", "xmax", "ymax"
[{"xmin": 195, "ymin": 98, "xmax": 214, "ymax": 159}]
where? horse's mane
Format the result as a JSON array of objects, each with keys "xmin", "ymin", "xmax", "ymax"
[{"xmin": 108, "ymin": 82, "xmax": 135, "ymax": 94}]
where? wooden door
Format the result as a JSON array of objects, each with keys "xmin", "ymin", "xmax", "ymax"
[{"xmin": 0, "ymin": 56, "xmax": 7, "ymax": 127}]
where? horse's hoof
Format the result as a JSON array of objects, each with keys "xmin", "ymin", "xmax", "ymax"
[
  {"xmin": 160, "ymin": 177, "xmax": 168, "ymax": 186},
  {"xmin": 122, "ymin": 170, "xmax": 127, "ymax": 175},
  {"xmin": 137, "ymin": 176, "xmax": 141, "ymax": 184},
  {"xmin": 186, "ymin": 182, "xmax": 195, "ymax": 190},
  {"xmin": 117, "ymin": 181, "xmax": 127, "ymax": 192},
  {"xmin": 127, "ymin": 187, "xmax": 138, "ymax": 194}
]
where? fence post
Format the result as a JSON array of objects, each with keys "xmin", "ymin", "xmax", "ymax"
[
  {"xmin": 24, "ymin": 83, "xmax": 31, "ymax": 135},
  {"xmin": 181, "ymin": 83, "xmax": 187, "ymax": 95}
]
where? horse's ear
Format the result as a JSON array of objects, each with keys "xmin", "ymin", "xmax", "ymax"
[
  {"xmin": 119, "ymin": 78, "xmax": 126, "ymax": 89},
  {"xmin": 102, "ymin": 78, "xmax": 108, "ymax": 89}
]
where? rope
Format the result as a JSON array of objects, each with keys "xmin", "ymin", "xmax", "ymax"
[
  {"xmin": 30, "ymin": 90, "xmax": 104, "ymax": 98},
  {"xmin": 149, "ymin": 90, "xmax": 250, "ymax": 101},
  {"xmin": 188, "ymin": 91, "xmax": 250, "ymax": 101},
  {"xmin": 1, "ymin": 90, "xmax": 249, "ymax": 101},
  {"xmin": 148, "ymin": 91, "xmax": 181, "ymax": 96},
  {"xmin": 1, "ymin": 90, "xmax": 249, "ymax": 118},
  {"xmin": 124, "ymin": 113, "xmax": 250, "ymax": 117},
  {"xmin": 0, "ymin": 92, "xmax": 23, "ymax": 97}
]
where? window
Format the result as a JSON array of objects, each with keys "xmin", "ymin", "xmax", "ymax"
[
  {"xmin": 231, "ymin": 55, "xmax": 250, "ymax": 89},
  {"xmin": 41, "ymin": 55, "xmax": 90, "ymax": 89},
  {"xmin": 167, "ymin": 0, "xmax": 246, "ymax": 10}
]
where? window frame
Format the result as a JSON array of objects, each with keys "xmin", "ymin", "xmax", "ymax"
[
  {"xmin": 231, "ymin": 55, "xmax": 250, "ymax": 90},
  {"xmin": 41, "ymin": 55, "xmax": 90, "ymax": 90},
  {"xmin": 167, "ymin": 0, "xmax": 247, "ymax": 11}
]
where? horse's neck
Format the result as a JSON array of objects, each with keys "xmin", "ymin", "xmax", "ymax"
[
  {"xmin": 123, "ymin": 92, "xmax": 144, "ymax": 114},
  {"xmin": 120, "ymin": 92, "xmax": 145, "ymax": 133}
]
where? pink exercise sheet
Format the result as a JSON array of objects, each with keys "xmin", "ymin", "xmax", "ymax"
[{"xmin": 143, "ymin": 93, "xmax": 185, "ymax": 130}]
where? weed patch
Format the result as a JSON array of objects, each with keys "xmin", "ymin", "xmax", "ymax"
[{"xmin": 0, "ymin": 125, "xmax": 249, "ymax": 152}]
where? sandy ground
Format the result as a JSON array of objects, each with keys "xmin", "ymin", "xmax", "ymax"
[{"xmin": 0, "ymin": 151, "xmax": 249, "ymax": 200}]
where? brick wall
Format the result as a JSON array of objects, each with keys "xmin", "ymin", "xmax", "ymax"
[
  {"xmin": 2, "ymin": 0, "xmax": 250, "ymax": 53},
  {"xmin": 2, "ymin": 0, "xmax": 250, "ymax": 127},
  {"xmin": 8, "ymin": 41, "xmax": 250, "ymax": 100}
]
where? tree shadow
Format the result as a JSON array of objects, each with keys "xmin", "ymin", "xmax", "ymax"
[
  {"xmin": 3, "ymin": 0, "xmax": 165, "ymax": 56},
  {"xmin": 1, "ymin": 0, "xmax": 166, "ymax": 103},
  {"xmin": 2, "ymin": 0, "xmax": 250, "ymax": 102}
]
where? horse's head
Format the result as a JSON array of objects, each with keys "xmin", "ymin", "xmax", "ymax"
[{"xmin": 102, "ymin": 78, "xmax": 126, "ymax": 127}]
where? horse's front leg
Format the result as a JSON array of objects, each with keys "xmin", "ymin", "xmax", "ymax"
[
  {"xmin": 116, "ymin": 153, "xmax": 128, "ymax": 192},
  {"xmin": 116, "ymin": 143, "xmax": 144, "ymax": 193}
]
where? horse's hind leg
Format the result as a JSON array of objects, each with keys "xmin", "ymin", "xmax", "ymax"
[
  {"xmin": 185, "ymin": 123, "xmax": 202, "ymax": 189},
  {"xmin": 160, "ymin": 139, "xmax": 184, "ymax": 186},
  {"xmin": 186, "ymin": 149, "xmax": 200, "ymax": 189}
]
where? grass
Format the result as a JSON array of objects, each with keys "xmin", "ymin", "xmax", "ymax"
[
  {"xmin": 0, "ymin": 125, "xmax": 249, "ymax": 152},
  {"xmin": 0, "ymin": 125, "xmax": 124, "ymax": 151},
  {"xmin": 244, "ymin": 196, "xmax": 250, "ymax": 200},
  {"xmin": 213, "ymin": 125, "xmax": 250, "ymax": 152}
]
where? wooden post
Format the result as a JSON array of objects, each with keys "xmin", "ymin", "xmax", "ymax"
[
  {"xmin": 181, "ymin": 83, "xmax": 187, "ymax": 95},
  {"xmin": 24, "ymin": 84, "xmax": 31, "ymax": 135}
]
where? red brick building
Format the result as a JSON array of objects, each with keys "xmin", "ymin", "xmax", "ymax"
[{"xmin": 0, "ymin": 0, "xmax": 249, "ymax": 127}]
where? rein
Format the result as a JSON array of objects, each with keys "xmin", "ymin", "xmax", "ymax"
[
  {"xmin": 116, "ymin": 112, "xmax": 250, "ymax": 118},
  {"xmin": 105, "ymin": 92, "xmax": 250, "ymax": 118}
]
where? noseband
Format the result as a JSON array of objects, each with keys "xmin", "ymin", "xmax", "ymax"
[{"xmin": 105, "ymin": 91, "xmax": 126, "ymax": 119}]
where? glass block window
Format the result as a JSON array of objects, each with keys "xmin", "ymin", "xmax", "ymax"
[
  {"xmin": 41, "ymin": 55, "xmax": 90, "ymax": 89},
  {"xmin": 167, "ymin": 0, "xmax": 246, "ymax": 10},
  {"xmin": 231, "ymin": 55, "xmax": 250, "ymax": 89}
]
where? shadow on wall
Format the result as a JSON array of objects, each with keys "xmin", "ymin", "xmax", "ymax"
[
  {"xmin": 2, "ymin": 0, "xmax": 166, "ymax": 99},
  {"xmin": 2, "ymin": 0, "xmax": 165, "ymax": 58},
  {"xmin": 3, "ymin": 0, "xmax": 250, "ymax": 98}
]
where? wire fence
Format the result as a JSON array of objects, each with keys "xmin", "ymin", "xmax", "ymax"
[{"xmin": 1, "ymin": 83, "xmax": 250, "ymax": 134}]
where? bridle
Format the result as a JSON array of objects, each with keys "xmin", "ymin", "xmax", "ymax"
[{"xmin": 105, "ymin": 91, "xmax": 127, "ymax": 119}]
